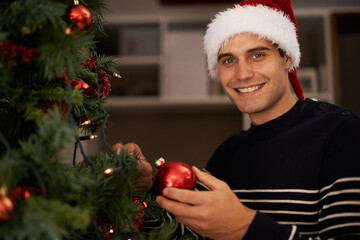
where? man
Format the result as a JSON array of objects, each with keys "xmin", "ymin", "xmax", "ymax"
[{"xmin": 114, "ymin": 0, "xmax": 360, "ymax": 239}]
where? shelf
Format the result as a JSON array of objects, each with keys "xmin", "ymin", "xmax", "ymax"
[
  {"xmin": 113, "ymin": 56, "xmax": 162, "ymax": 65},
  {"xmin": 104, "ymin": 95, "xmax": 231, "ymax": 108},
  {"xmin": 97, "ymin": 23, "xmax": 160, "ymax": 57},
  {"xmin": 303, "ymin": 91, "xmax": 334, "ymax": 102}
]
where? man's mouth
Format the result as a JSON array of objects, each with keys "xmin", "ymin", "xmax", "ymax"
[{"xmin": 236, "ymin": 83, "xmax": 265, "ymax": 93}]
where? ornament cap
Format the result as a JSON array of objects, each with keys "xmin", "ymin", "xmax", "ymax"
[
  {"xmin": 0, "ymin": 186, "xmax": 7, "ymax": 196},
  {"xmin": 155, "ymin": 157, "xmax": 165, "ymax": 168}
]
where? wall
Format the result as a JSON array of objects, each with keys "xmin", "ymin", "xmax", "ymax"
[
  {"xmin": 334, "ymin": 13, "xmax": 360, "ymax": 115},
  {"xmin": 76, "ymin": 0, "xmax": 360, "ymax": 169},
  {"xmin": 97, "ymin": 104, "xmax": 243, "ymax": 169},
  {"xmin": 104, "ymin": 0, "xmax": 360, "ymax": 16}
]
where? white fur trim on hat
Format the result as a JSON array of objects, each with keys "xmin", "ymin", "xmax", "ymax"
[{"xmin": 203, "ymin": 5, "xmax": 300, "ymax": 80}]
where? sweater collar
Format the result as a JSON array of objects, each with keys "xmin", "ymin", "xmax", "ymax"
[{"xmin": 248, "ymin": 100, "xmax": 306, "ymax": 139}]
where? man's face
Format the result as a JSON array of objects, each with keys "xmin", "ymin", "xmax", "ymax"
[{"xmin": 217, "ymin": 34, "xmax": 294, "ymax": 124}]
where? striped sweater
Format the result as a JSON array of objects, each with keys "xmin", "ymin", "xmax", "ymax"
[
  {"xmin": 204, "ymin": 98, "xmax": 360, "ymax": 239},
  {"xmin": 143, "ymin": 98, "xmax": 360, "ymax": 239}
]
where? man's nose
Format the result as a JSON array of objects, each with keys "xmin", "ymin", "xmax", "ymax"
[{"xmin": 235, "ymin": 60, "xmax": 254, "ymax": 80}]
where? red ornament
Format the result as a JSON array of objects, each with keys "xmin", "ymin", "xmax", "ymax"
[
  {"xmin": 67, "ymin": 5, "xmax": 92, "ymax": 31},
  {"xmin": 154, "ymin": 158, "xmax": 196, "ymax": 195},
  {"xmin": 0, "ymin": 196, "xmax": 14, "ymax": 222}
]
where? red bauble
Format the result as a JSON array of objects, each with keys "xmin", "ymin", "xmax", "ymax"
[
  {"xmin": 67, "ymin": 5, "xmax": 92, "ymax": 31},
  {"xmin": 154, "ymin": 159, "xmax": 196, "ymax": 195},
  {"xmin": 0, "ymin": 196, "xmax": 14, "ymax": 222}
]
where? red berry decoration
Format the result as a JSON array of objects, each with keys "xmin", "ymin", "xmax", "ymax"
[
  {"xmin": 67, "ymin": 4, "xmax": 92, "ymax": 31},
  {"xmin": 154, "ymin": 158, "xmax": 196, "ymax": 195},
  {"xmin": 0, "ymin": 196, "xmax": 14, "ymax": 222}
]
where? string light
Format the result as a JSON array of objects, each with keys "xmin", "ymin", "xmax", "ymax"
[
  {"xmin": 104, "ymin": 167, "xmax": 122, "ymax": 175},
  {"xmin": 81, "ymin": 120, "xmax": 91, "ymax": 126},
  {"xmin": 98, "ymin": 65, "xmax": 122, "ymax": 79},
  {"xmin": 79, "ymin": 135, "xmax": 97, "ymax": 141},
  {"xmin": 65, "ymin": 27, "xmax": 71, "ymax": 35},
  {"xmin": 81, "ymin": 114, "xmax": 108, "ymax": 126}
]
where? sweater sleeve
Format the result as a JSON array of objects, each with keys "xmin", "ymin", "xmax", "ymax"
[
  {"xmin": 316, "ymin": 114, "xmax": 360, "ymax": 238},
  {"xmin": 244, "ymin": 114, "xmax": 360, "ymax": 240},
  {"xmin": 243, "ymin": 211, "xmax": 296, "ymax": 240}
]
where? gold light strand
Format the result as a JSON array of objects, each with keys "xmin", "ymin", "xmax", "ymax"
[
  {"xmin": 98, "ymin": 65, "xmax": 122, "ymax": 79},
  {"xmin": 65, "ymin": 27, "xmax": 71, "ymax": 35},
  {"xmin": 81, "ymin": 120, "xmax": 91, "ymax": 126},
  {"xmin": 79, "ymin": 135, "xmax": 97, "ymax": 141},
  {"xmin": 81, "ymin": 114, "xmax": 108, "ymax": 126},
  {"xmin": 104, "ymin": 168, "xmax": 113, "ymax": 175},
  {"xmin": 113, "ymin": 72, "xmax": 122, "ymax": 78}
]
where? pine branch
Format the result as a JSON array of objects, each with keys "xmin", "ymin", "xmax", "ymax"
[
  {"xmin": 0, "ymin": 0, "xmax": 172, "ymax": 238},
  {"xmin": 1, "ymin": 0, "xmax": 67, "ymax": 37},
  {"xmin": 38, "ymin": 32, "xmax": 95, "ymax": 80}
]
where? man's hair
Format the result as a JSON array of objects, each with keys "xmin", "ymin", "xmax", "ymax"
[
  {"xmin": 274, "ymin": 43, "xmax": 285, "ymax": 57},
  {"xmin": 278, "ymin": 48, "xmax": 285, "ymax": 57}
]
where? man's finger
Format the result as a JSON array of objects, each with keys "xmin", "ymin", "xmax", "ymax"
[
  {"xmin": 112, "ymin": 143, "xmax": 123, "ymax": 155},
  {"xmin": 138, "ymin": 159, "xmax": 152, "ymax": 177},
  {"xmin": 156, "ymin": 195, "xmax": 199, "ymax": 218},
  {"xmin": 162, "ymin": 187, "xmax": 207, "ymax": 205},
  {"xmin": 192, "ymin": 166, "xmax": 226, "ymax": 191},
  {"xmin": 124, "ymin": 142, "xmax": 144, "ymax": 159}
]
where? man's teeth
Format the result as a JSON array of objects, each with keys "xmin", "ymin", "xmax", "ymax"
[{"xmin": 237, "ymin": 85, "xmax": 262, "ymax": 93}]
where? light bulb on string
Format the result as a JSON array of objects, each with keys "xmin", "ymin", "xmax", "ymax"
[
  {"xmin": 104, "ymin": 167, "xmax": 121, "ymax": 175},
  {"xmin": 98, "ymin": 65, "xmax": 122, "ymax": 79},
  {"xmin": 79, "ymin": 135, "xmax": 97, "ymax": 141},
  {"xmin": 65, "ymin": 27, "xmax": 71, "ymax": 35},
  {"xmin": 81, "ymin": 120, "xmax": 91, "ymax": 126},
  {"xmin": 81, "ymin": 113, "xmax": 108, "ymax": 126}
]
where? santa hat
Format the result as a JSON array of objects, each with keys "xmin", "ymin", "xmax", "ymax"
[{"xmin": 203, "ymin": 0, "xmax": 304, "ymax": 100}]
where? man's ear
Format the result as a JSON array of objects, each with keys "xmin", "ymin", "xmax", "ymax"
[{"xmin": 284, "ymin": 55, "xmax": 292, "ymax": 69}]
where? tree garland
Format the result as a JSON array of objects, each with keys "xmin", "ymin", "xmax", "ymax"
[
  {"xmin": 81, "ymin": 56, "xmax": 111, "ymax": 97},
  {"xmin": 0, "ymin": 40, "xmax": 38, "ymax": 66}
]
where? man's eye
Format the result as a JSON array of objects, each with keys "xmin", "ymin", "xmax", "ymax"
[
  {"xmin": 253, "ymin": 53, "xmax": 264, "ymax": 59},
  {"xmin": 223, "ymin": 58, "xmax": 235, "ymax": 64}
]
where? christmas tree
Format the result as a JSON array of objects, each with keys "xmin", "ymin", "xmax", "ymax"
[{"xmin": 0, "ymin": 0, "xmax": 173, "ymax": 239}]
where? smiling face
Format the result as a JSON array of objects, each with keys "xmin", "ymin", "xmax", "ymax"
[{"xmin": 218, "ymin": 34, "xmax": 297, "ymax": 125}]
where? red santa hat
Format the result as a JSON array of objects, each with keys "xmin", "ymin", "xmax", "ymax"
[{"xmin": 203, "ymin": 0, "xmax": 304, "ymax": 100}]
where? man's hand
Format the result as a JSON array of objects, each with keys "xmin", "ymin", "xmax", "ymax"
[
  {"xmin": 156, "ymin": 166, "xmax": 256, "ymax": 240},
  {"xmin": 112, "ymin": 142, "xmax": 153, "ymax": 192}
]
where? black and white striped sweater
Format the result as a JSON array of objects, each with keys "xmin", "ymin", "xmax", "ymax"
[
  {"xmin": 144, "ymin": 99, "xmax": 360, "ymax": 239},
  {"xmin": 204, "ymin": 98, "xmax": 360, "ymax": 239}
]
